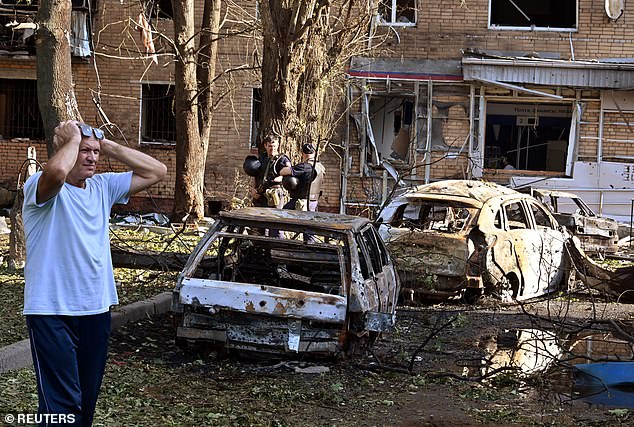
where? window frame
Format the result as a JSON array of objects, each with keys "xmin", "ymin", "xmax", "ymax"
[
  {"xmin": 138, "ymin": 81, "xmax": 176, "ymax": 146},
  {"xmin": 503, "ymin": 201, "xmax": 532, "ymax": 231},
  {"xmin": 488, "ymin": 0, "xmax": 578, "ymax": 32},
  {"xmin": 527, "ymin": 201, "xmax": 556, "ymax": 230},
  {"xmin": 376, "ymin": 0, "xmax": 417, "ymax": 27},
  {"xmin": 250, "ymin": 87, "xmax": 262, "ymax": 149},
  {"xmin": 0, "ymin": 78, "xmax": 44, "ymax": 140}
]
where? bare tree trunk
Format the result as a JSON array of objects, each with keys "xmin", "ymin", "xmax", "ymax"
[
  {"xmin": 258, "ymin": 1, "xmax": 376, "ymax": 162},
  {"xmin": 35, "ymin": 0, "xmax": 82, "ymax": 155},
  {"xmin": 197, "ymin": 0, "xmax": 221, "ymax": 147},
  {"xmin": 259, "ymin": 1, "xmax": 331, "ymax": 158},
  {"xmin": 172, "ymin": 0, "xmax": 220, "ymax": 223},
  {"xmin": 8, "ymin": 0, "xmax": 80, "ymax": 270},
  {"xmin": 8, "ymin": 192, "xmax": 25, "ymax": 270}
]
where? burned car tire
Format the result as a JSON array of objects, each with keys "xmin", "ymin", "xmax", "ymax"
[{"xmin": 463, "ymin": 288, "xmax": 482, "ymax": 304}]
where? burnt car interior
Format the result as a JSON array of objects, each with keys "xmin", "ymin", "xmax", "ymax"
[
  {"xmin": 389, "ymin": 202, "xmax": 476, "ymax": 233},
  {"xmin": 192, "ymin": 225, "xmax": 347, "ymax": 296}
]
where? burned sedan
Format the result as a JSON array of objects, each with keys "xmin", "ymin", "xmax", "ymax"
[
  {"xmin": 377, "ymin": 180, "xmax": 568, "ymax": 302},
  {"xmin": 172, "ymin": 208, "xmax": 400, "ymax": 355}
]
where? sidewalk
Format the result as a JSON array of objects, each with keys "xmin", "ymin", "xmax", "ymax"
[{"xmin": 0, "ymin": 292, "xmax": 172, "ymax": 373}]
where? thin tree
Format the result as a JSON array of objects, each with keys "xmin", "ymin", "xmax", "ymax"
[
  {"xmin": 9, "ymin": 0, "xmax": 81, "ymax": 270},
  {"xmin": 171, "ymin": 0, "xmax": 221, "ymax": 222}
]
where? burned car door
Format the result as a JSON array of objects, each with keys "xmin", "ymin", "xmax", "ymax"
[
  {"xmin": 501, "ymin": 200, "xmax": 549, "ymax": 299},
  {"xmin": 354, "ymin": 225, "xmax": 399, "ymax": 330},
  {"xmin": 525, "ymin": 200, "xmax": 566, "ymax": 293}
]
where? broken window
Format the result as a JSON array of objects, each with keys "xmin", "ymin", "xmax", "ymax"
[
  {"xmin": 250, "ymin": 88, "xmax": 262, "ymax": 148},
  {"xmin": 140, "ymin": 83, "xmax": 176, "ymax": 144},
  {"xmin": 489, "ymin": 0, "xmax": 577, "ymax": 30},
  {"xmin": 145, "ymin": 0, "xmax": 173, "ymax": 20},
  {"xmin": 485, "ymin": 102, "xmax": 572, "ymax": 173},
  {"xmin": 193, "ymin": 227, "xmax": 346, "ymax": 296},
  {"xmin": 0, "ymin": 79, "xmax": 44, "ymax": 140},
  {"xmin": 529, "ymin": 202, "xmax": 554, "ymax": 229},
  {"xmin": 415, "ymin": 84, "xmax": 471, "ymax": 156},
  {"xmin": 493, "ymin": 209, "xmax": 503, "ymax": 229},
  {"xmin": 504, "ymin": 202, "xmax": 530, "ymax": 230},
  {"xmin": 377, "ymin": 0, "xmax": 417, "ymax": 25},
  {"xmin": 391, "ymin": 202, "xmax": 476, "ymax": 233},
  {"xmin": 0, "ymin": 0, "xmax": 94, "ymax": 55},
  {"xmin": 368, "ymin": 96, "xmax": 415, "ymax": 162}
]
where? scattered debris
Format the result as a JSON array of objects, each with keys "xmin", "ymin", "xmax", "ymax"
[
  {"xmin": 293, "ymin": 365, "xmax": 330, "ymax": 374},
  {"xmin": 0, "ymin": 217, "xmax": 9, "ymax": 234}
]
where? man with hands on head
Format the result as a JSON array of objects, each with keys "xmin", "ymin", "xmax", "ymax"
[{"xmin": 22, "ymin": 120, "xmax": 167, "ymax": 426}]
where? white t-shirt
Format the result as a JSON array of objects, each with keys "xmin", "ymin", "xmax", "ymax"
[{"xmin": 22, "ymin": 171, "xmax": 132, "ymax": 315}]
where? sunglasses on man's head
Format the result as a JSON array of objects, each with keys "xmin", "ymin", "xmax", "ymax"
[{"xmin": 77, "ymin": 123, "xmax": 105, "ymax": 140}]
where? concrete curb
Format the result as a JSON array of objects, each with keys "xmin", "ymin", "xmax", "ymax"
[{"xmin": 0, "ymin": 292, "xmax": 173, "ymax": 374}]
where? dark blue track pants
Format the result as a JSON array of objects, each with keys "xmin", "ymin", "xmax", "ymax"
[{"xmin": 26, "ymin": 312, "xmax": 111, "ymax": 427}]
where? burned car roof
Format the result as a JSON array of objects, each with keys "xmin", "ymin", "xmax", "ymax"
[
  {"xmin": 401, "ymin": 180, "xmax": 520, "ymax": 208},
  {"xmin": 221, "ymin": 207, "xmax": 371, "ymax": 233}
]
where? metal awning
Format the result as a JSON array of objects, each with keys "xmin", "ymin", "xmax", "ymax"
[
  {"xmin": 463, "ymin": 57, "xmax": 634, "ymax": 89},
  {"xmin": 349, "ymin": 57, "xmax": 463, "ymax": 82}
]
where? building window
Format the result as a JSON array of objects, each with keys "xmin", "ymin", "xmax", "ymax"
[
  {"xmin": 0, "ymin": 1, "xmax": 95, "ymax": 55},
  {"xmin": 0, "ymin": 79, "xmax": 44, "ymax": 140},
  {"xmin": 485, "ymin": 102, "xmax": 571, "ymax": 173},
  {"xmin": 489, "ymin": 0, "xmax": 577, "ymax": 31},
  {"xmin": 146, "ymin": 0, "xmax": 173, "ymax": 20},
  {"xmin": 366, "ymin": 95, "xmax": 415, "ymax": 163},
  {"xmin": 250, "ymin": 88, "xmax": 262, "ymax": 148},
  {"xmin": 377, "ymin": 0, "xmax": 416, "ymax": 26},
  {"xmin": 140, "ymin": 83, "xmax": 176, "ymax": 144}
]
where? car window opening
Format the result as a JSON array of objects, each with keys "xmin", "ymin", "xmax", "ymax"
[
  {"xmin": 193, "ymin": 229, "xmax": 346, "ymax": 296},
  {"xmin": 391, "ymin": 202, "xmax": 477, "ymax": 233}
]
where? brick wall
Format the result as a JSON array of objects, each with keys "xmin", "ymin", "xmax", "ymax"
[
  {"xmin": 373, "ymin": 0, "xmax": 633, "ymax": 62},
  {"xmin": 1, "ymin": 1, "xmax": 633, "ymax": 215}
]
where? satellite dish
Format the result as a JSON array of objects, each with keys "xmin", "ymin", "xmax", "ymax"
[{"xmin": 605, "ymin": 0, "xmax": 624, "ymax": 20}]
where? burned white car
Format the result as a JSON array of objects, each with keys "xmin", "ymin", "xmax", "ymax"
[
  {"xmin": 377, "ymin": 180, "xmax": 568, "ymax": 303},
  {"xmin": 172, "ymin": 208, "xmax": 400, "ymax": 355},
  {"xmin": 524, "ymin": 189, "xmax": 618, "ymax": 254}
]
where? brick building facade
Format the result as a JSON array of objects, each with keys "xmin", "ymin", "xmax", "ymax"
[
  {"xmin": 343, "ymin": 0, "xmax": 634, "ymax": 221},
  {"xmin": 1, "ymin": 1, "xmax": 634, "ymax": 219}
]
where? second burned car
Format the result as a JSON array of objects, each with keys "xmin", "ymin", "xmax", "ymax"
[{"xmin": 377, "ymin": 180, "xmax": 569, "ymax": 303}]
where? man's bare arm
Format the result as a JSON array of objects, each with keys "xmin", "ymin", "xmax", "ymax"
[
  {"xmin": 37, "ymin": 122, "xmax": 82, "ymax": 204},
  {"xmin": 100, "ymin": 139, "xmax": 167, "ymax": 195}
]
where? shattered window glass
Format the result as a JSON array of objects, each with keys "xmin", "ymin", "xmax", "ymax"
[
  {"xmin": 504, "ymin": 202, "xmax": 530, "ymax": 230},
  {"xmin": 529, "ymin": 202, "xmax": 553, "ymax": 229},
  {"xmin": 391, "ymin": 202, "xmax": 476, "ymax": 233}
]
